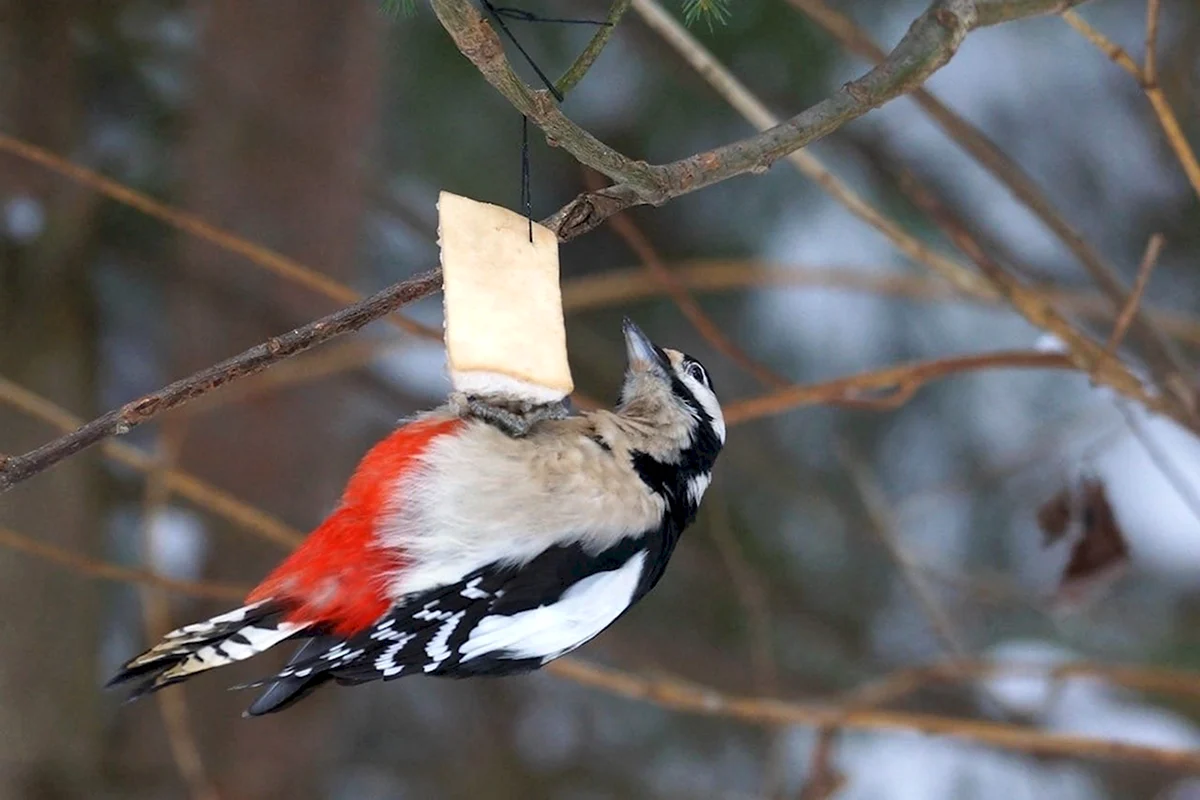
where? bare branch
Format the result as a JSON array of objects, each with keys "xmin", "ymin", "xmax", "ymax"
[
  {"xmin": 1107, "ymin": 234, "xmax": 1165, "ymax": 351},
  {"xmin": 138, "ymin": 426, "xmax": 220, "ymax": 800},
  {"xmin": 632, "ymin": 0, "xmax": 992, "ymax": 299},
  {"xmin": 0, "ymin": 523, "xmax": 246, "ymax": 600},
  {"xmin": 835, "ymin": 442, "xmax": 970, "ymax": 659},
  {"xmin": 593, "ymin": 174, "xmax": 788, "ymax": 387},
  {"xmin": 555, "ymin": 0, "xmax": 632, "ymax": 96},
  {"xmin": 787, "ymin": 0, "xmax": 1190, "ymax": 392},
  {"xmin": 1063, "ymin": 8, "xmax": 1200, "ymax": 200},
  {"xmin": 893, "ymin": 160, "xmax": 1184, "ymax": 423},
  {"xmin": 0, "ymin": 376, "xmax": 302, "ymax": 547},
  {"xmin": 723, "ymin": 351, "xmax": 1072, "ymax": 425},
  {"xmin": 1144, "ymin": 0, "xmax": 1161, "ymax": 85},
  {"xmin": 561, "ymin": 259, "xmax": 1200, "ymax": 347},
  {"xmin": 429, "ymin": 0, "xmax": 662, "ymax": 197},
  {"xmin": 0, "ymin": 132, "xmax": 439, "ymax": 340},
  {"xmin": 0, "ymin": 271, "xmax": 442, "ymax": 492},
  {"xmin": 434, "ymin": 0, "xmax": 1096, "ymax": 243},
  {"xmin": 845, "ymin": 658, "xmax": 1200, "ymax": 705},
  {"xmin": 545, "ymin": 658, "xmax": 1200, "ymax": 770}
]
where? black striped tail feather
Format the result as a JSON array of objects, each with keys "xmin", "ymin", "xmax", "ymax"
[{"xmin": 106, "ymin": 600, "xmax": 308, "ymax": 704}]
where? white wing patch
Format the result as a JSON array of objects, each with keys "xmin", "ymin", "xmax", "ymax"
[
  {"xmin": 461, "ymin": 577, "xmax": 489, "ymax": 600},
  {"xmin": 424, "ymin": 610, "xmax": 466, "ymax": 671},
  {"xmin": 687, "ymin": 472, "xmax": 711, "ymax": 505},
  {"xmin": 458, "ymin": 551, "xmax": 647, "ymax": 664}
]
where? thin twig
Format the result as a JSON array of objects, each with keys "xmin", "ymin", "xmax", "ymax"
[
  {"xmin": 0, "ymin": 271, "xmax": 442, "ymax": 493},
  {"xmin": 1063, "ymin": 8, "xmax": 1200, "ymax": 200},
  {"xmin": 630, "ymin": 0, "xmax": 992, "ymax": 300},
  {"xmin": 1144, "ymin": 0, "xmax": 1161, "ymax": 86},
  {"xmin": 544, "ymin": 658, "xmax": 1200, "ymax": 770},
  {"xmin": 433, "ymin": 0, "xmax": 1096, "ymax": 244},
  {"xmin": 786, "ymin": 0, "xmax": 1189, "ymax": 386},
  {"xmin": 139, "ymin": 425, "xmax": 220, "ymax": 800},
  {"xmin": 895, "ymin": 156, "xmax": 1184, "ymax": 424},
  {"xmin": 1107, "ymin": 234, "xmax": 1165, "ymax": 351},
  {"xmin": 555, "ymin": 0, "xmax": 632, "ymax": 96},
  {"xmin": 0, "ymin": 375, "xmax": 302, "ymax": 547},
  {"xmin": 705, "ymin": 492, "xmax": 778, "ymax": 692},
  {"xmin": 723, "ymin": 350, "xmax": 1073, "ymax": 425},
  {"xmin": 835, "ymin": 442, "xmax": 970, "ymax": 659},
  {"xmin": 0, "ymin": 132, "xmax": 438, "ymax": 340},
  {"xmin": 704, "ymin": 490, "xmax": 789, "ymax": 797},
  {"xmin": 561, "ymin": 259, "xmax": 1200, "ymax": 347},
  {"xmin": 842, "ymin": 658, "xmax": 1200, "ymax": 706},
  {"xmin": 593, "ymin": 175, "xmax": 788, "ymax": 387},
  {"xmin": 0, "ymin": 524, "xmax": 246, "ymax": 600},
  {"xmin": 797, "ymin": 726, "xmax": 845, "ymax": 800}
]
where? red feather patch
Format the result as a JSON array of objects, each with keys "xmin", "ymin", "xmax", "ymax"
[{"xmin": 247, "ymin": 416, "xmax": 463, "ymax": 636}]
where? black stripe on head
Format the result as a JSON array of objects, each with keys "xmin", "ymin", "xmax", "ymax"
[
  {"xmin": 630, "ymin": 354, "xmax": 723, "ymax": 535},
  {"xmin": 664, "ymin": 357, "xmax": 722, "ymax": 473},
  {"xmin": 680, "ymin": 356, "xmax": 713, "ymax": 391}
]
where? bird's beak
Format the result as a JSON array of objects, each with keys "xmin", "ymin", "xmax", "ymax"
[{"xmin": 623, "ymin": 318, "xmax": 668, "ymax": 371}]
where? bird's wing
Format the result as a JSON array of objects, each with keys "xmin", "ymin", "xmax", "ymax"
[
  {"xmin": 246, "ymin": 415, "xmax": 464, "ymax": 637},
  {"xmin": 246, "ymin": 533, "xmax": 654, "ymax": 689}
]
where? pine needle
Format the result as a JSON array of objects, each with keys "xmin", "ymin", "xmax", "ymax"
[
  {"xmin": 682, "ymin": 0, "xmax": 731, "ymax": 29},
  {"xmin": 380, "ymin": 0, "xmax": 417, "ymax": 20}
]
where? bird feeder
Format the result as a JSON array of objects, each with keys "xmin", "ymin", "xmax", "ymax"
[{"xmin": 437, "ymin": 191, "xmax": 574, "ymax": 409}]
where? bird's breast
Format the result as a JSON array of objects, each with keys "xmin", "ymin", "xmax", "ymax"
[{"xmin": 378, "ymin": 420, "xmax": 667, "ymax": 597}]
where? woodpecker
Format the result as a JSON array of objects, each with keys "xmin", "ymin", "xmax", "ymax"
[{"xmin": 108, "ymin": 319, "xmax": 724, "ymax": 715}]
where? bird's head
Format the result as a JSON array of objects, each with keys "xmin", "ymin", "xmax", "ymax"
[{"xmin": 616, "ymin": 318, "xmax": 725, "ymax": 471}]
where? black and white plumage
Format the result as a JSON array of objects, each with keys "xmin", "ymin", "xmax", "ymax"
[{"xmin": 109, "ymin": 319, "xmax": 724, "ymax": 715}]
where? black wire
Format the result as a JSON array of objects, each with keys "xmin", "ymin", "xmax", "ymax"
[
  {"xmin": 521, "ymin": 115, "xmax": 532, "ymax": 242},
  {"xmin": 479, "ymin": 0, "xmax": 564, "ymax": 101},
  {"xmin": 479, "ymin": 2, "xmax": 606, "ymax": 238},
  {"xmin": 492, "ymin": 7, "xmax": 612, "ymax": 26}
]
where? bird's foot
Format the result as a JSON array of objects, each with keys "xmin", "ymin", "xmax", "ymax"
[{"xmin": 450, "ymin": 393, "xmax": 569, "ymax": 437}]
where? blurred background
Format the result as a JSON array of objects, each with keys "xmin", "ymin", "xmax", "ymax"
[{"xmin": 2, "ymin": 0, "xmax": 1200, "ymax": 797}]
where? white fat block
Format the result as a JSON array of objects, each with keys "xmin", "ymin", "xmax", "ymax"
[{"xmin": 438, "ymin": 191, "xmax": 574, "ymax": 403}]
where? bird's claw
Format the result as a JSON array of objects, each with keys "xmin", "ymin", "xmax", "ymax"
[{"xmin": 451, "ymin": 393, "xmax": 568, "ymax": 437}]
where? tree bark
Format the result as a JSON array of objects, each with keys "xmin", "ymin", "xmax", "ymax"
[
  {"xmin": 0, "ymin": 2, "xmax": 104, "ymax": 797},
  {"xmin": 139, "ymin": 2, "xmax": 382, "ymax": 796}
]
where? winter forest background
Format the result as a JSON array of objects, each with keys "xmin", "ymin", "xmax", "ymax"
[{"xmin": 2, "ymin": 0, "xmax": 1200, "ymax": 798}]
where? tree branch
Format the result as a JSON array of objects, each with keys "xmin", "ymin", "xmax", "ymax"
[
  {"xmin": 545, "ymin": 658, "xmax": 1200, "ymax": 771},
  {"xmin": 1062, "ymin": 7, "xmax": 1200, "ymax": 200},
  {"xmin": 555, "ymin": 0, "xmax": 632, "ymax": 96},
  {"xmin": 903, "ymin": 167, "xmax": 1185, "ymax": 423},
  {"xmin": 539, "ymin": 0, "xmax": 1094, "ymax": 240},
  {"xmin": 585, "ymin": 171, "xmax": 788, "ymax": 388},
  {"xmin": 0, "ymin": 375, "xmax": 303, "ymax": 546},
  {"xmin": 785, "ymin": 0, "xmax": 1190, "ymax": 398},
  {"xmin": 0, "ymin": 0, "xmax": 1123, "ymax": 494},
  {"xmin": 0, "ymin": 131, "xmax": 440, "ymax": 340},
  {"xmin": 723, "ymin": 351, "xmax": 1073, "ymax": 424},
  {"xmin": 429, "ymin": 0, "xmax": 663, "ymax": 198},
  {"xmin": 0, "ymin": 523, "xmax": 246, "ymax": 601},
  {"xmin": 0, "ymin": 271, "xmax": 441, "ymax": 492}
]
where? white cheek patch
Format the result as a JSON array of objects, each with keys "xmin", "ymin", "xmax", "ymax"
[
  {"xmin": 458, "ymin": 551, "xmax": 647, "ymax": 663},
  {"xmin": 681, "ymin": 374, "xmax": 725, "ymax": 444}
]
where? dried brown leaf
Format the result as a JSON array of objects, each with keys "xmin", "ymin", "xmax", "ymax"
[{"xmin": 1050, "ymin": 478, "xmax": 1131, "ymax": 607}]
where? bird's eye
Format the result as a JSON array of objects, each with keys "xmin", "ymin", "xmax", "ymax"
[{"xmin": 685, "ymin": 361, "xmax": 709, "ymax": 387}]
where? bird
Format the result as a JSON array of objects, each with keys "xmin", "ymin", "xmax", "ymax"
[{"xmin": 107, "ymin": 319, "xmax": 725, "ymax": 716}]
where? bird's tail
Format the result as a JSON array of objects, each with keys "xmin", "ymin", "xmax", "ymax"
[{"xmin": 107, "ymin": 600, "xmax": 309, "ymax": 701}]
